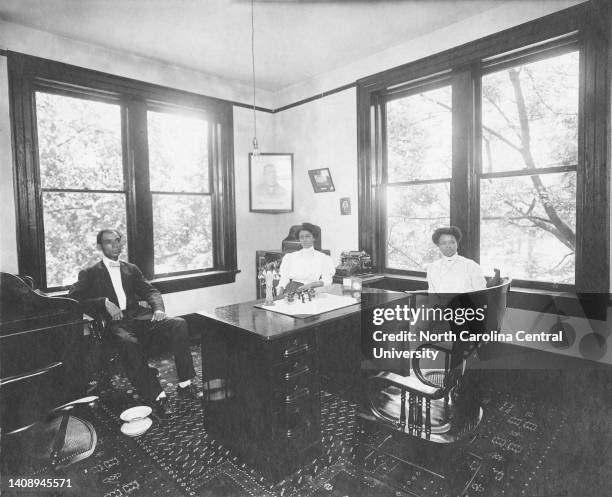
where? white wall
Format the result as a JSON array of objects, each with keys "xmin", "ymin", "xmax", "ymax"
[
  {"xmin": 275, "ymin": 0, "xmax": 583, "ymax": 107},
  {"xmin": 0, "ymin": 57, "xmax": 18, "ymax": 273},
  {"xmin": 270, "ymin": 89, "xmax": 359, "ymax": 266}
]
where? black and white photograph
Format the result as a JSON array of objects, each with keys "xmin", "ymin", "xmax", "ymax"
[
  {"xmin": 308, "ymin": 167, "xmax": 335, "ymax": 193},
  {"xmin": 249, "ymin": 153, "xmax": 293, "ymax": 213},
  {"xmin": 0, "ymin": 1, "xmax": 611, "ymax": 497}
]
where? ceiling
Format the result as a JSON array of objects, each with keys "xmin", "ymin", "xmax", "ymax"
[{"xmin": 0, "ymin": 0, "xmax": 510, "ymax": 91}]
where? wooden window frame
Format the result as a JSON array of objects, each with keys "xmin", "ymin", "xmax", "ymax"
[
  {"xmin": 383, "ymin": 77, "xmax": 453, "ymax": 276},
  {"xmin": 357, "ymin": 1, "xmax": 609, "ymax": 304},
  {"xmin": 8, "ymin": 52, "xmax": 238, "ymax": 292}
]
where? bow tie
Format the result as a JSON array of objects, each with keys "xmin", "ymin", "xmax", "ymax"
[{"xmin": 108, "ymin": 261, "xmax": 121, "ymax": 267}]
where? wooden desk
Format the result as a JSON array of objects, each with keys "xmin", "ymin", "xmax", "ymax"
[{"xmin": 195, "ymin": 288, "xmax": 407, "ymax": 480}]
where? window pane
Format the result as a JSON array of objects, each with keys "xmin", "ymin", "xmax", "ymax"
[
  {"xmin": 480, "ymin": 172, "xmax": 576, "ymax": 283},
  {"xmin": 386, "ymin": 183, "xmax": 450, "ymax": 271},
  {"xmin": 36, "ymin": 92, "xmax": 123, "ymax": 190},
  {"xmin": 148, "ymin": 110, "xmax": 209, "ymax": 193},
  {"xmin": 386, "ymin": 85, "xmax": 452, "ymax": 182},
  {"xmin": 481, "ymin": 51, "xmax": 578, "ymax": 173},
  {"xmin": 43, "ymin": 192, "xmax": 127, "ymax": 288},
  {"xmin": 153, "ymin": 194, "xmax": 212, "ymax": 274}
]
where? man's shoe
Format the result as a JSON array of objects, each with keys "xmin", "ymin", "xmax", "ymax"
[
  {"xmin": 177, "ymin": 383, "xmax": 203, "ymax": 401},
  {"xmin": 152, "ymin": 396, "xmax": 170, "ymax": 420}
]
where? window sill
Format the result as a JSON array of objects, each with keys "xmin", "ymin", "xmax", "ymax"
[
  {"xmin": 506, "ymin": 286, "xmax": 608, "ymax": 321},
  {"xmin": 152, "ymin": 269, "xmax": 240, "ymax": 293},
  {"xmin": 368, "ymin": 273, "xmax": 608, "ymax": 320},
  {"xmin": 48, "ymin": 269, "xmax": 240, "ymax": 297}
]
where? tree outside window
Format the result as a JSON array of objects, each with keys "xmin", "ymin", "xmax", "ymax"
[{"xmin": 480, "ymin": 51, "xmax": 578, "ymax": 284}]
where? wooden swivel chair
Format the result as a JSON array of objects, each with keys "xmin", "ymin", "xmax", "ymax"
[
  {"xmin": 0, "ymin": 273, "xmax": 99, "ymax": 472},
  {"xmin": 0, "ymin": 367, "xmax": 98, "ymax": 471},
  {"xmin": 358, "ymin": 279, "xmax": 511, "ymax": 451}
]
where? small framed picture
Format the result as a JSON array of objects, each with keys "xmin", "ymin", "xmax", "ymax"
[
  {"xmin": 340, "ymin": 197, "xmax": 351, "ymax": 215},
  {"xmin": 249, "ymin": 153, "xmax": 294, "ymax": 213},
  {"xmin": 308, "ymin": 168, "xmax": 335, "ymax": 193}
]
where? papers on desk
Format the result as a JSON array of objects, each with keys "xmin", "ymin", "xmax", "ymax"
[{"xmin": 255, "ymin": 293, "xmax": 359, "ymax": 317}]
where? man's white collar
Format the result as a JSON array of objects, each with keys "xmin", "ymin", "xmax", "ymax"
[{"xmin": 102, "ymin": 255, "xmax": 121, "ymax": 267}]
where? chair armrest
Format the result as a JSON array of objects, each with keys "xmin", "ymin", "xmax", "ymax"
[
  {"xmin": 0, "ymin": 362, "xmax": 62, "ymax": 387},
  {"xmin": 411, "ymin": 343, "xmax": 453, "ymax": 387},
  {"xmin": 51, "ymin": 396, "xmax": 99, "ymax": 413},
  {"xmin": 84, "ymin": 313, "xmax": 107, "ymax": 341}
]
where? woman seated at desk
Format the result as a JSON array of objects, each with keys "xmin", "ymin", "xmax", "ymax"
[
  {"xmin": 277, "ymin": 223, "xmax": 335, "ymax": 296},
  {"xmin": 427, "ymin": 226, "xmax": 486, "ymax": 294}
]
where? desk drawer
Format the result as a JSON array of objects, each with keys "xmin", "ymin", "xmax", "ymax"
[
  {"xmin": 272, "ymin": 353, "xmax": 316, "ymax": 387},
  {"xmin": 273, "ymin": 415, "xmax": 319, "ymax": 452},
  {"xmin": 273, "ymin": 370, "xmax": 315, "ymax": 394},
  {"xmin": 275, "ymin": 394, "xmax": 318, "ymax": 428},
  {"xmin": 271, "ymin": 332, "xmax": 316, "ymax": 363},
  {"xmin": 273, "ymin": 385, "xmax": 314, "ymax": 406}
]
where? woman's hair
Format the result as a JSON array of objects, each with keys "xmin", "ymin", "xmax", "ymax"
[
  {"xmin": 298, "ymin": 222, "xmax": 318, "ymax": 238},
  {"xmin": 431, "ymin": 226, "xmax": 462, "ymax": 245}
]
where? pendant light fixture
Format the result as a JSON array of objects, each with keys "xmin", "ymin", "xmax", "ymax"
[{"xmin": 251, "ymin": 0, "xmax": 259, "ymax": 156}]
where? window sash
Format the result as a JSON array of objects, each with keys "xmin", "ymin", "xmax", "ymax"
[{"xmin": 146, "ymin": 105, "xmax": 212, "ymax": 195}]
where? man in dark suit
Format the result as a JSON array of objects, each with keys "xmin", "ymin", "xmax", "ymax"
[{"xmin": 69, "ymin": 229, "xmax": 201, "ymax": 418}]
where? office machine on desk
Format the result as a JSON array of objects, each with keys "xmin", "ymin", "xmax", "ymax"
[
  {"xmin": 256, "ymin": 223, "xmax": 330, "ymax": 298},
  {"xmin": 335, "ymin": 250, "xmax": 372, "ymax": 277}
]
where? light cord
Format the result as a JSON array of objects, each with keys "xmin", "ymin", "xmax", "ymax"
[{"xmin": 251, "ymin": 0, "xmax": 258, "ymax": 152}]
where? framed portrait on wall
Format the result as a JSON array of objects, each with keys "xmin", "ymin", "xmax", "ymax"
[
  {"xmin": 308, "ymin": 168, "xmax": 335, "ymax": 193},
  {"xmin": 249, "ymin": 153, "xmax": 294, "ymax": 213}
]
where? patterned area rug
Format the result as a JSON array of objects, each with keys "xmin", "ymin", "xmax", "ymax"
[{"xmin": 5, "ymin": 347, "xmax": 569, "ymax": 497}]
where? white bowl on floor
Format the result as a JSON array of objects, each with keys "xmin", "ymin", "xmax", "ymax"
[
  {"xmin": 120, "ymin": 405, "xmax": 152, "ymax": 422},
  {"xmin": 120, "ymin": 417, "xmax": 152, "ymax": 437}
]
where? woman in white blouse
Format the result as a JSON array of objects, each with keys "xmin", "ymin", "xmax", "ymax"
[
  {"xmin": 277, "ymin": 223, "xmax": 335, "ymax": 296},
  {"xmin": 427, "ymin": 226, "xmax": 486, "ymax": 294}
]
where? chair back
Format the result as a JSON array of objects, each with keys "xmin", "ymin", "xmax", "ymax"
[
  {"xmin": 282, "ymin": 223, "xmax": 322, "ymax": 251},
  {"xmin": 482, "ymin": 277, "xmax": 511, "ymax": 333},
  {"xmin": 445, "ymin": 277, "xmax": 511, "ymax": 369},
  {"xmin": 408, "ymin": 278, "xmax": 511, "ymax": 376}
]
